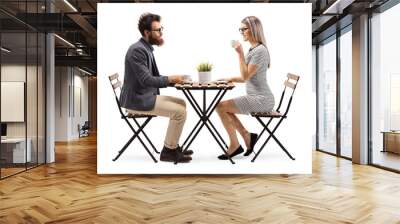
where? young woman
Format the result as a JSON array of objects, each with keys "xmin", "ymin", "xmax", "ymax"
[{"xmin": 216, "ymin": 16, "xmax": 274, "ymax": 160}]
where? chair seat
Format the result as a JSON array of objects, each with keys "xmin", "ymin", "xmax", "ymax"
[
  {"xmin": 123, "ymin": 113, "xmax": 157, "ymax": 119},
  {"xmin": 251, "ymin": 111, "xmax": 285, "ymax": 118}
]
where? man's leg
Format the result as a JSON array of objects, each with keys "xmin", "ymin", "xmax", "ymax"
[
  {"xmin": 158, "ymin": 95, "xmax": 193, "ymax": 155},
  {"xmin": 127, "ymin": 95, "xmax": 191, "ymax": 163},
  {"xmin": 156, "ymin": 96, "xmax": 187, "ymax": 149}
]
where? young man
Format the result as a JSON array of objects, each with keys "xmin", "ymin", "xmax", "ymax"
[{"xmin": 119, "ymin": 13, "xmax": 193, "ymax": 163}]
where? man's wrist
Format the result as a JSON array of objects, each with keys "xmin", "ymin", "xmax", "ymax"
[
  {"xmin": 160, "ymin": 76, "xmax": 170, "ymax": 87},
  {"xmin": 167, "ymin": 76, "xmax": 174, "ymax": 83}
]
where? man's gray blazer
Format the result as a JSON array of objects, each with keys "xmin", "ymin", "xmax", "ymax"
[{"xmin": 119, "ymin": 38, "xmax": 169, "ymax": 111}]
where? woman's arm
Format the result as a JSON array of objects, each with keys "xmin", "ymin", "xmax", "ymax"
[
  {"xmin": 221, "ymin": 64, "xmax": 257, "ymax": 83},
  {"xmin": 238, "ymin": 55, "xmax": 258, "ymax": 81},
  {"xmin": 236, "ymin": 43, "xmax": 258, "ymax": 81},
  {"xmin": 222, "ymin": 43, "xmax": 260, "ymax": 83},
  {"xmin": 219, "ymin": 76, "xmax": 244, "ymax": 83}
]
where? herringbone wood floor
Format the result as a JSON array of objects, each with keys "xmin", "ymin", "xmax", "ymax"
[{"xmin": 1, "ymin": 134, "xmax": 400, "ymax": 223}]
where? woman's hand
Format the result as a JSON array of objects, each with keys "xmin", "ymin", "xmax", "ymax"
[{"xmin": 234, "ymin": 42, "xmax": 244, "ymax": 56}]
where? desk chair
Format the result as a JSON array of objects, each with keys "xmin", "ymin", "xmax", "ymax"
[{"xmin": 78, "ymin": 121, "xmax": 90, "ymax": 138}]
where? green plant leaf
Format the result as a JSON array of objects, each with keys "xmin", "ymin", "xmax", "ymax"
[{"xmin": 196, "ymin": 62, "xmax": 213, "ymax": 72}]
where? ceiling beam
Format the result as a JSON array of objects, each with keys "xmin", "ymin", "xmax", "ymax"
[
  {"xmin": 322, "ymin": 0, "xmax": 356, "ymax": 14},
  {"xmin": 55, "ymin": 55, "xmax": 96, "ymax": 71},
  {"xmin": 67, "ymin": 13, "xmax": 97, "ymax": 39}
]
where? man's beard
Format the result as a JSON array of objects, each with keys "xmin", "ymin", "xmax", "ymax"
[{"xmin": 149, "ymin": 35, "xmax": 164, "ymax": 46}]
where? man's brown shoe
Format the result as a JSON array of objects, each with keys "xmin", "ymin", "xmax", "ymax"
[
  {"xmin": 178, "ymin": 146, "xmax": 194, "ymax": 156},
  {"xmin": 160, "ymin": 146, "xmax": 192, "ymax": 163}
]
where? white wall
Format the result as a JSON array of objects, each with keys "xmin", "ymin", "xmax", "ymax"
[
  {"xmin": 1, "ymin": 64, "xmax": 45, "ymax": 163},
  {"xmin": 55, "ymin": 67, "xmax": 89, "ymax": 141},
  {"xmin": 1, "ymin": 65, "xmax": 37, "ymax": 138},
  {"xmin": 72, "ymin": 71, "xmax": 89, "ymax": 138},
  {"xmin": 55, "ymin": 67, "xmax": 69, "ymax": 141}
]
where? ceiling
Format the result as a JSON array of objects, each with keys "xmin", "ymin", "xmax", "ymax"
[{"xmin": 0, "ymin": 0, "xmax": 392, "ymax": 75}]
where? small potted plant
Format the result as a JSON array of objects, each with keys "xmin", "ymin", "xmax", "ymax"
[{"xmin": 196, "ymin": 62, "xmax": 213, "ymax": 84}]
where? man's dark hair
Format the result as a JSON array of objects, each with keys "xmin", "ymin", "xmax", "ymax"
[{"xmin": 138, "ymin": 13, "xmax": 161, "ymax": 36}]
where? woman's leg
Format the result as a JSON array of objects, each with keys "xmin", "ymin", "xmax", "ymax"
[
  {"xmin": 216, "ymin": 100, "xmax": 243, "ymax": 154},
  {"xmin": 227, "ymin": 113, "xmax": 251, "ymax": 149}
]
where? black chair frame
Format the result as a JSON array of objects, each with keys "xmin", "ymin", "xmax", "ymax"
[
  {"xmin": 109, "ymin": 73, "xmax": 159, "ymax": 163},
  {"xmin": 251, "ymin": 73, "xmax": 300, "ymax": 162}
]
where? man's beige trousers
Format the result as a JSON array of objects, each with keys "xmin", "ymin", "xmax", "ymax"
[{"xmin": 127, "ymin": 95, "xmax": 186, "ymax": 149}]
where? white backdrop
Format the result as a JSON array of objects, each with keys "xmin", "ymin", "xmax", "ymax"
[{"xmin": 98, "ymin": 3, "xmax": 312, "ymax": 174}]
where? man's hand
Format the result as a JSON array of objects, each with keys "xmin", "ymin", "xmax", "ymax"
[{"xmin": 168, "ymin": 75, "xmax": 185, "ymax": 84}]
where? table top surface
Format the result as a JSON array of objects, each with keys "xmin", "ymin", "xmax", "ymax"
[
  {"xmin": 174, "ymin": 82, "xmax": 235, "ymax": 90},
  {"xmin": 381, "ymin": 131, "xmax": 400, "ymax": 134},
  {"xmin": 1, "ymin": 138, "xmax": 28, "ymax": 143}
]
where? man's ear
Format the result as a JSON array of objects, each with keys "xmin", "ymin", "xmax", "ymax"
[{"xmin": 144, "ymin": 30, "xmax": 150, "ymax": 37}]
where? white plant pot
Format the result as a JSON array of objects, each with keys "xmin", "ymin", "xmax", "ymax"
[{"xmin": 198, "ymin": 72, "xmax": 211, "ymax": 84}]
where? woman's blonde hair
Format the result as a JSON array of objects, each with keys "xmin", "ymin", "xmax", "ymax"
[{"xmin": 241, "ymin": 16, "xmax": 270, "ymax": 68}]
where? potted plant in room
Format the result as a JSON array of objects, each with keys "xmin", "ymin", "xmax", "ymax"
[{"xmin": 196, "ymin": 62, "xmax": 213, "ymax": 84}]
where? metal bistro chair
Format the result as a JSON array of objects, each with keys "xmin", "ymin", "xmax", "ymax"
[
  {"xmin": 250, "ymin": 73, "xmax": 300, "ymax": 162},
  {"xmin": 108, "ymin": 73, "xmax": 159, "ymax": 163}
]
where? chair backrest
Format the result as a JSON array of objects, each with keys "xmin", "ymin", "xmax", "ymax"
[
  {"xmin": 109, "ymin": 73, "xmax": 122, "ymax": 96},
  {"xmin": 108, "ymin": 73, "xmax": 125, "ymax": 117},
  {"xmin": 275, "ymin": 73, "xmax": 300, "ymax": 116},
  {"xmin": 82, "ymin": 121, "xmax": 90, "ymax": 129}
]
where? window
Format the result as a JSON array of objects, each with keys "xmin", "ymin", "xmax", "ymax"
[
  {"xmin": 340, "ymin": 28, "xmax": 352, "ymax": 158},
  {"xmin": 0, "ymin": 1, "xmax": 47, "ymax": 179},
  {"xmin": 371, "ymin": 3, "xmax": 400, "ymax": 171},
  {"xmin": 318, "ymin": 36, "xmax": 337, "ymax": 154}
]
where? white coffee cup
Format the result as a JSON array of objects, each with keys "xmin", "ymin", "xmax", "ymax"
[{"xmin": 231, "ymin": 40, "xmax": 239, "ymax": 48}]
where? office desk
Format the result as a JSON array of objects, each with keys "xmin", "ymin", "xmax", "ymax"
[
  {"xmin": 1, "ymin": 138, "xmax": 32, "ymax": 164},
  {"xmin": 382, "ymin": 131, "xmax": 400, "ymax": 154}
]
